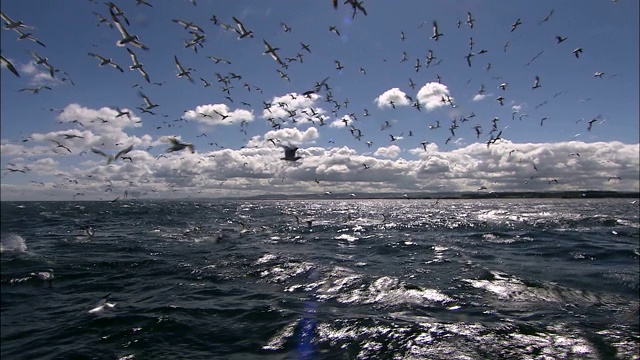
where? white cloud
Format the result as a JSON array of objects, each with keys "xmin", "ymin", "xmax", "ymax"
[
  {"xmin": 375, "ymin": 88, "xmax": 410, "ymax": 109},
  {"xmin": 374, "ymin": 145, "xmax": 402, "ymax": 158},
  {"xmin": 1, "ymin": 138, "xmax": 638, "ymax": 200},
  {"xmin": 417, "ymin": 82, "xmax": 452, "ymax": 111},
  {"xmin": 473, "ymin": 93, "xmax": 490, "ymax": 102},
  {"xmin": 184, "ymin": 104, "xmax": 254, "ymax": 126}
]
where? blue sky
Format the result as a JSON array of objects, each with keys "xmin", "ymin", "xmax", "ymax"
[{"xmin": 1, "ymin": 0, "xmax": 638, "ymax": 200}]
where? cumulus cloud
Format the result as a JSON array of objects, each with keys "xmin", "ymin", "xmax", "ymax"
[
  {"xmin": 1, "ymin": 137, "xmax": 638, "ymax": 200},
  {"xmin": 260, "ymin": 92, "xmax": 327, "ymax": 125},
  {"xmin": 374, "ymin": 144, "xmax": 402, "ymax": 158},
  {"xmin": 416, "ymin": 82, "xmax": 452, "ymax": 111},
  {"xmin": 473, "ymin": 93, "xmax": 490, "ymax": 102},
  {"xmin": 184, "ymin": 104, "xmax": 254, "ymax": 126},
  {"xmin": 375, "ymin": 88, "xmax": 410, "ymax": 109}
]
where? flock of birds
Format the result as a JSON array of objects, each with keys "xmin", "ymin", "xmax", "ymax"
[{"xmin": 0, "ymin": 0, "xmax": 629, "ymax": 199}]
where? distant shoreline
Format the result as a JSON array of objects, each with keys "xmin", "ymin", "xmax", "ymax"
[{"xmin": 1, "ymin": 190, "xmax": 638, "ymax": 202}]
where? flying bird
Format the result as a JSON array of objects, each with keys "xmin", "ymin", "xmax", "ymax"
[
  {"xmin": 88, "ymin": 293, "xmax": 116, "ymax": 314},
  {"xmin": 511, "ymin": 18, "xmax": 522, "ymax": 32},
  {"xmin": 1, "ymin": 11, "xmax": 35, "ymax": 31},
  {"xmin": 88, "ymin": 53, "xmax": 124, "ymax": 72},
  {"xmin": 281, "ymin": 145, "xmax": 302, "ymax": 161},
  {"xmin": 232, "ymin": 16, "xmax": 253, "ymax": 39},
  {"xmin": 1, "ymin": 55, "xmax": 20, "ymax": 77},
  {"xmin": 138, "ymin": 91, "xmax": 158, "ymax": 109},
  {"xmin": 91, "ymin": 144, "xmax": 134, "ymax": 165},
  {"xmin": 263, "ymin": 40, "xmax": 285, "ymax": 67},
  {"xmin": 466, "ymin": 12, "xmax": 475, "ymax": 28},
  {"xmin": 13, "ymin": 28, "xmax": 46, "ymax": 47},
  {"xmin": 126, "ymin": 48, "xmax": 150, "ymax": 82},
  {"xmin": 573, "ymin": 48, "xmax": 583, "ymax": 58},
  {"xmin": 431, "ymin": 21, "xmax": 443, "ymax": 41},
  {"xmin": 110, "ymin": 6, "xmax": 149, "ymax": 50},
  {"xmin": 166, "ymin": 137, "xmax": 195, "ymax": 153},
  {"xmin": 174, "ymin": 55, "xmax": 194, "ymax": 82},
  {"xmin": 532, "ymin": 76, "xmax": 541, "ymax": 89}
]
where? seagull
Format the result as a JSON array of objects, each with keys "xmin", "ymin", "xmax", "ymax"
[
  {"xmin": 172, "ymin": 19, "xmax": 204, "ymax": 33},
  {"xmin": 573, "ymin": 48, "xmax": 583, "ymax": 58},
  {"xmin": 263, "ymin": 40, "xmax": 285, "ymax": 67},
  {"xmin": 498, "ymin": 82, "xmax": 508, "ymax": 90},
  {"xmin": 19, "ymin": 85, "xmax": 52, "ymax": 94},
  {"xmin": 465, "ymin": 52, "xmax": 474, "ymax": 67},
  {"xmin": 431, "ymin": 21, "xmax": 443, "ymax": 41},
  {"xmin": 539, "ymin": 9, "xmax": 554, "ymax": 25},
  {"xmin": 594, "ymin": 72, "xmax": 605, "ymax": 78},
  {"xmin": 110, "ymin": 6, "xmax": 149, "ymax": 50},
  {"xmin": 556, "ymin": 35, "xmax": 567, "ymax": 44},
  {"xmin": 166, "ymin": 137, "xmax": 195, "ymax": 153},
  {"xmin": 281, "ymin": 22, "xmax": 292, "ymax": 33},
  {"xmin": 126, "ymin": 48, "xmax": 150, "ymax": 82},
  {"xmin": 532, "ymin": 76, "xmax": 541, "ymax": 89},
  {"xmin": 174, "ymin": 55, "xmax": 194, "ymax": 82},
  {"xmin": 329, "ymin": 25, "xmax": 341, "ymax": 36},
  {"xmin": 88, "ymin": 293, "xmax": 116, "ymax": 314},
  {"xmin": 466, "ymin": 12, "xmax": 475, "ymax": 28},
  {"xmin": 88, "ymin": 53, "xmax": 124, "ymax": 72},
  {"xmin": 13, "ymin": 28, "xmax": 46, "ymax": 47},
  {"xmin": 1, "ymin": 11, "xmax": 35, "ymax": 31},
  {"xmin": 91, "ymin": 144, "xmax": 133, "ymax": 165},
  {"xmin": 138, "ymin": 91, "xmax": 158, "ymax": 109},
  {"xmin": 496, "ymin": 96, "xmax": 505, "ymax": 106},
  {"xmin": 92, "ymin": 11, "xmax": 113, "ymax": 28},
  {"xmin": 1, "ymin": 54, "xmax": 20, "ymax": 77},
  {"xmin": 511, "ymin": 18, "xmax": 522, "ymax": 32},
  {"xmin": 232, "ymin": 16, "xmax": 253, "ymax": 39},
  {"xmin": 281, "ymin": 145, "xmax": 301, "ymax": 161},
  {"xmin": 31, "ymin": 269, "xmax": 54, "ymax": 287},
  {"xmin": 30, "ymin": 51, "xmax": 55, "ymax": 78}
]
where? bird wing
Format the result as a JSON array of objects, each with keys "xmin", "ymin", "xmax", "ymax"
[
  {"xmin": 115, "ymin": 145, "xmax": 133, "ymax": 160},
  {"xmin": 1, "ymin": 55, "xmax": 20, "ymax": 77},
  {"xmin": 91, "ymin": 147, "xmax": 109, "ymax": 158},
  {"xmin": 110, "ymin": 7, "xmax": 130, "ymax": 39}
]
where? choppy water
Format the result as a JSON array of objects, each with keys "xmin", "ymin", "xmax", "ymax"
[{"xmin": 1, "ymin": 199, "xmax": 639, "ymax": 360}]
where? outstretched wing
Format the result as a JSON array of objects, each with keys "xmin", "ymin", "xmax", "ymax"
[{"xmin": 115, "ymin": 144, "xmax": 133, "ymax": 160}]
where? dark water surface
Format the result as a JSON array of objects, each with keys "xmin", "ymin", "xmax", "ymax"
[{"xmin": 1, "ymin": 199, "xmax": 638, "ymax": 359}]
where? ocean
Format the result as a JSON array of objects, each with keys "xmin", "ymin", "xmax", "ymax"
[{"xmin": 1, "ymin": 199, "xmax": 638, "ymax": 360}]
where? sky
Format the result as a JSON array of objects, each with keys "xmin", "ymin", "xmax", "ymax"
[{"xmin": 1, "ymin": 0, "xmax": 638, "ymax": 201}]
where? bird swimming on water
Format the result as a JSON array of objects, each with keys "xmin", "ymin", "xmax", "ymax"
[{"xmin": 31, "ymin": 269, "xmax": 54, "ymax": 287}]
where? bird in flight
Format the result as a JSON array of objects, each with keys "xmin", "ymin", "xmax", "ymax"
[
  {"xmin": 263, "ymin": 40, "xmax": 285, "ymax": 67},
  {"xmin": 232, "ymin": 16, "xmax": 253, "ymax": 39},
  {"xmin": 431, "ymin": 21, "xmax": 443, "ymax": 41},
  {"xmin": 126, "ymin": 48, "xmax": 150, "ymax": 82},
  {"xmin": 1, "ymin": 54, "xmax": 20, "ymax": 77},
  {"xmin": 166, "ymin": 137, "xmax": 195, "ymax": 153},
  {"xmin": 511, "ymin": 18, "xmax": 522, "ymax": 32},
  {"xmin": 88, "ymin": 53, "xmax": 124, "ymax": 72},
  {"xmin": 110, "ymin": 6, "xmax": 149, "ymax": 50},
  {"xmin": 281, "ymin": 145, "xmax": 302, "ymax": 161},
  {"xmin": 573, "ymin": 48, "xmax": 583, "ymax": 58},
  {"xmin": 91, "ymin": 144, "xmax": 133, "ymax": 165},
  {"xmin": 174, "ymin": 55, "xmax": 194, "ymax": 82},
  {"xmin": 532, "ymin": 76, "xmax": 541, "ymax": 89}
]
